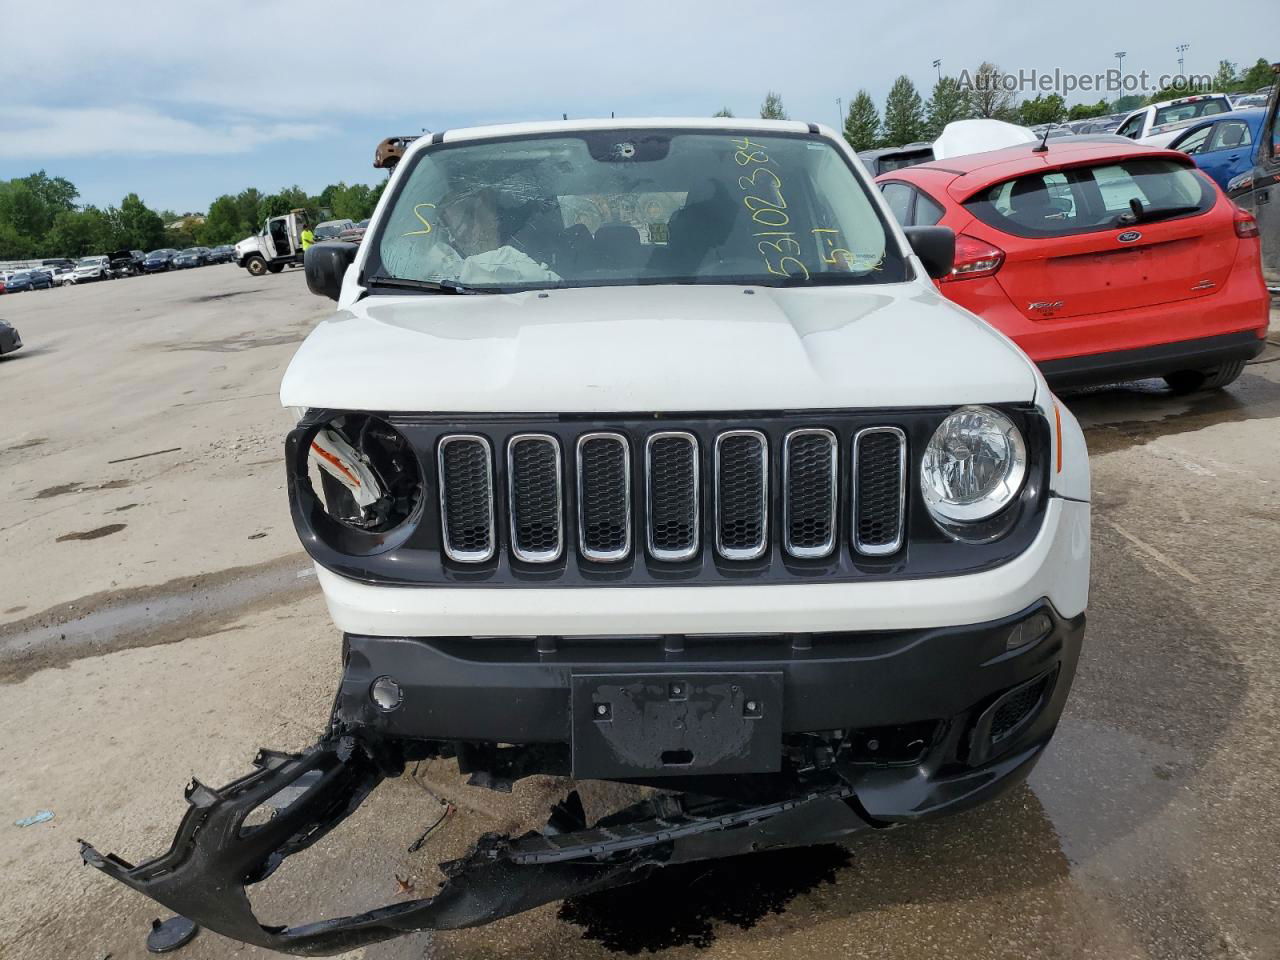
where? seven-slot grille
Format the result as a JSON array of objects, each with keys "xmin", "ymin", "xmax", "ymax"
[{"xmin": 436, "ymin": 427, "xmax": 907, "ymax": 565}]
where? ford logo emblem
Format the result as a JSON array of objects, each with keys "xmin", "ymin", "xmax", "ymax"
[{"xmin": 1117, "ymin": 230, "xmax": 1142, "ymax": 243}]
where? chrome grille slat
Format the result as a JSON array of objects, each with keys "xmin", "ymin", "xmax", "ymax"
[
  {"xmin": 507, "ymin": 434, "xmax": 563, "ymax": 563},
  {"xmin": 576, "ymin": 433, "xmax": 631, "ymax": 562},
  {"xmin": 852, "ymin": 426, "xmax": 907, "ymax": 556},
  {"xmin": 645, "ymin": 432, "xmax": 700, "ymax": 562},
  {"xmin": 438, "ymin": 435, "xmax": 495, "ymax": 563},
  {"xmin": 782, "ymin": 428, "xmax": 837, "ymax": 559},
  {"xmin": 714, "ymin": 430, "xmax": 768, "ymax": 560}
]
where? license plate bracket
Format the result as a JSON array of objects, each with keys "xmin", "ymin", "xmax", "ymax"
[{"xmin": 570, "ymin": 672, "xmax": 783, "ymax": 779}]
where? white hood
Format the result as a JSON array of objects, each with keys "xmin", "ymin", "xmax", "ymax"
[{"xmin": 279, "ymin": 283, "xmax": 1036, "ymax": 413}]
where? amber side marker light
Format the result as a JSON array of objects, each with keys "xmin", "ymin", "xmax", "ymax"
[{"xmin": 1053, "ymin": 401, "xmax": 1063, "ymax": 474}]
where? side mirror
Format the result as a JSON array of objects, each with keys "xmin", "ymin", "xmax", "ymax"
[
  {"xmin": 903, "ymin": 226, "xmax": 955, "ymax": 280},
  {"xmin": 305, "ymin": 241, "xmax": 358, "ymax": 301}
]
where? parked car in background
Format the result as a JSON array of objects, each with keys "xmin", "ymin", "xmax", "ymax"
[
  {"xmin": 337, "ymin": 219, "xmax": 370, "ymax": 241},
  {"xmin": 206, "ymin": 245, "xmax": 235, "ymax": 263},
  {"xmin": 1226, "ymin": 65, "xmax": 1280, "ymax": 289},
  {"xmin": 49, "ymin": 264, "xmax": 78, "ymax": 285},
  {"xmin": 857, "ymin": 141, "xmax": 935, "ymax": 176},
  {"xmin": 1167, "ymin": 109, "xmax": 1266, "ymax": 190},
  {"xmin": 171, "ymin": 247, "xmax": 210, "ymax": 268},
  {"xmin": 73, "ymin": 256, "xmax": 112, "ymax": 282},
  {"xmin": 313, "ymin": 218, "xmax": 354, "ymax": 241},
  {"xmin": 1116, "ymin": 94, "xmax": 1234, "ymax": 147},
  {"xmin": 878, "ymin": 136, "xmax": 1269, "ymax": 392},
  {"xmin": 0, "ymin": 319, "xmax": 21, "ymax": 356},
  {"xmin": 108, "ymin": 249, "xmax": 140, "ymax": 277},
  {"xmin": 1231, "ymin": 92, "xmax": 1271, "ymax": 109},
  {"xmin": 3, "ymin": 271, "xmax": 48, "ymax": 292},
  {"xmin": 142, "ymin": 248, "xmax": 177, "ymax": 272}
]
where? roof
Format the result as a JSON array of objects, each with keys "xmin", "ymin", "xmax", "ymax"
[{"xmin": 879, "ymin": 137, "xmax": 1191, "ymax": 200}]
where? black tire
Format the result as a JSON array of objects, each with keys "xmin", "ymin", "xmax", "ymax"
[
  {"xmin": 267, "ymin": 263, "xmax": 284, "ymax": 274},
  {"xmin": 1164, "ymin": 359, "xmax": 1247, "ymax": 394},
  {"xmin": 244, "ymin": 256, "xmax": 268, "ymax": 277}
]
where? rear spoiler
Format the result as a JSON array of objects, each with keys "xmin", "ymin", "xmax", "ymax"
[{"xmin": 374, "ymin": 136, "xmax": 420, "ymax": 170}]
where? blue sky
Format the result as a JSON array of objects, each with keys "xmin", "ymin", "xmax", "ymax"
[{"xmin": 1, "ymin": 0, "xmax": 1272, "ymax": 213}]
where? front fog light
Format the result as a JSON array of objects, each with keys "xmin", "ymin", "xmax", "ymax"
[
  {"xmin": 921, "ymin": 405, "xmax": 1027, "ymax": 527},
  {"xmin": 1007, "ymin": 610, "xmax": 1053, "ymax": 649},
  {"xmin": 370, "ymin": 676, "xmax": 403, "ymax": 711}
]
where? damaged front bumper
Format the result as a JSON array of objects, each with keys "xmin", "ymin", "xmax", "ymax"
[{"xmin": 81, "ymin": 739, "xmax": 873, "ymax": 956}]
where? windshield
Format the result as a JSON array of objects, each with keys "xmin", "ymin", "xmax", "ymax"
[
  {"xmin": 147, "ymin": 249, "xmax": 173, "ymax": 257},
  {"xmin": 369, "ymin": 129, "xmax": 908, "ymax": 291},
  {"xmin": 77, "ymin": 257, "xmax": 104, "ymax": 266}
]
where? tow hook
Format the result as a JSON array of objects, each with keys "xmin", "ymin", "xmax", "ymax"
[{"xmin": 81, "ymin": 738, "xmax": 871, "ymax": 956}]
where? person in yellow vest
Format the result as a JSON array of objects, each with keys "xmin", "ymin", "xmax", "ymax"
[{"xmin": 300, "ymin": 222, "xmax": 316, "ymax": 252}]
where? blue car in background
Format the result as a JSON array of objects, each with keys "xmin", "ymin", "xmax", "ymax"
[
  {"xmin": 1167, "ymin": 108, "xmax": 1267, "ymax": 191},
  {"xmin": 2, "ymin": 270, "xmax": 53, "ymax": 292}
]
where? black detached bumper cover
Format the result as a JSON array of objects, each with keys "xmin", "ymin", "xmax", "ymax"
[
  {"xmin": 80, "ymin": 606, "xmax": 1083, "ymax": 955},
  {"xmin": 79, "ymin": 744, "xmax": 873, "ymax": 955}
]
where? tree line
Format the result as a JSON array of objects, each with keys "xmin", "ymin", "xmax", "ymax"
[
  {"xmin": 0, "ymin": 174, "xmax": 386, "ymax": 261},
  {"xmin": 722, "ymin": 57, "xmax": 1272, "ymax": 151}
]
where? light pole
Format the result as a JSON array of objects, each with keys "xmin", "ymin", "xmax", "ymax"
[
  {"xmin": 836, "ymin": 97, "xmax": 843, "ymax": 131},
  {"xmin": 1114, "ymin": 51, "xmax": 1127, "ymax": 107},
  {"xmin": 933, "ymin": 59, "xmax": 942, "ymax": 83},
  {"xmin": 1176, "ymin": 43, "xmax": 1190, "ymax": 77}
]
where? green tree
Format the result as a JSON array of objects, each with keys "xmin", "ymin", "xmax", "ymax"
[
  {"xmin": 44, "ymin": 209, "xmax": 102, "ymax": 257},
  {"xmin": 759, "ymin": 91, "xmax": 788, "ymax": 120},
  {"xmin": 199, "ymin": 195, "xmax": 245, "ymax": 245},
  {"xmin": 117, "ymin": 193, "xmax": 165, "ymax": 251},
  {"xmin": 842, "ymin": 91, "xmax": 881, "ymax": 151},
  {"xmin": 882, "ymin": 75, "xmax": 925, "ymax": 147},
  {"xmin": 1212, "ymin": 59, "xmax": 1239, "ymax": 93},
  {"xmin": 712, "ymin": 107, "xmax": 735, "ymax": 118},
  {"xmin": 234, "ymin": 188, "xmax": 265, "ymax": 235},
  {"xmin": 924, "ymin": 76, "xmax": 970, "ymax": 138},
  {"xmin": 1238, "ymin": 57, "xmax": 1274, "ymax": 93},
  {"xmin": 1019, "ymin": 93, "xmax": 1067, "ymax": 126},
  {"xmin": 964, "ymin": 62, "xmax": 1019, "ymax": 120},
  {"xmin": 1068, "ymin": 99, "xmax": 1111, "ymax": 121}
]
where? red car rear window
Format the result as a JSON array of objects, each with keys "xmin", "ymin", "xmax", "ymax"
[{"xmin": 963, "ymin": 158, "xmax": 1212, "ymax": 238}]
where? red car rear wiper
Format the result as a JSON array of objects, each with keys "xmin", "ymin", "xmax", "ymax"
[{"xmin": 1116, "ymin": 202, "xmax": 1202, "ymax": 227}]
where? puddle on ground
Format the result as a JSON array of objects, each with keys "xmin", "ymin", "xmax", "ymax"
[
  {"xmin": 1064, "ymin": 369, "xmax": 1280, "ymax": 455},
  {"xmin": 0, "ymin": 554, "xmax": 315, "ymax": 682},
  {"xmin": 188, "ymin": 290, "xmax": 262, "ymax": 304},
  {"xmin": 56, "ymin": 523, "xmax": 126, "ymax": 542},
  {"xmin": 32, "ymin": 478, "xmax": 132, "ymax": 500},
  {"xmin": 559, "ymin": 845, "xmax": 851, "ymax": 952}
]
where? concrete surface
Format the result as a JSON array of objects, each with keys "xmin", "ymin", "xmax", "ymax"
[{"xmin": 1, "ymin": 267, "xmax": 1278, "ymax": 960}]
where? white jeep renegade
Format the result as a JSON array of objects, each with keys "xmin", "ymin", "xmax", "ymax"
[{"xmin": 85, "ymin": 118, "xmax": 1091, "ymax": 955}]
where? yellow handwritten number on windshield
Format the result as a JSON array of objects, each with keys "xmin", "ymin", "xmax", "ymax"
[{"xmin": 401, "ymin": 203, "xmax": 436, "ymax": 237}]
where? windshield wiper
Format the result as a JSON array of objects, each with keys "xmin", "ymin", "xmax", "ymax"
[
  {"xmin": 365, "ymin": 274, "xmax": 482, "ymax": 295},
  {"xmin": 1116, "ymin": 203, "xmax": 1201, "ymax": 227}
]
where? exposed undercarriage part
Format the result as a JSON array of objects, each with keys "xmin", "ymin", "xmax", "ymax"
[{"xmin": 81, "ymin": 735, "xmax": 877, "ymax": 956}]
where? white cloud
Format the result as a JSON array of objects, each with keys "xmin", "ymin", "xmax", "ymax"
[{"xmin": 0, "ymin": 106, "xmax": 329, "ymax": 158}]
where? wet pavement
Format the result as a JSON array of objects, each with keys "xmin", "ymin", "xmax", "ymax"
[{"xmin": 1, "ymin": 271, "xmax": 1277, "ymax": 959}]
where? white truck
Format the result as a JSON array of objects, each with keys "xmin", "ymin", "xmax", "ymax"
[
  {"xmin": 233, "ymin": 210, "xmax": 306, "ymax": 276},
  {"xmin": 1116, "ymin": 93, "xmax": 1234, "ymax": 147},
  {"xmin": 85, "ymin": 118, "xmax": 1091, "ymax": 953}
]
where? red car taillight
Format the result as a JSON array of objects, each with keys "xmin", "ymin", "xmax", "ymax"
[
  {"xmin": 1234, "ymin": 208, "xmax": 1260, "ymax": 239},
  {"xmin": 939, "ymin": 234, "xmax": 1005, "ymax": 282}
]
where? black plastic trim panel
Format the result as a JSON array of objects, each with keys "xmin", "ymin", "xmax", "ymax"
[{"xmin": 287, "ymin": 405, "xmax": 1051, "ymax": 587}]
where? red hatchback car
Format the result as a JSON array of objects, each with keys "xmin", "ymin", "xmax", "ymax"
[{"xmin": 876, "ymin": 138, "xmax": 1270, "ymax": 392}]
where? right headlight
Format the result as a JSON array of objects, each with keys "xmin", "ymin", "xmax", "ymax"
[{"xmin": 921, "ymin": 405, "xmax": 1027, "ymax": 529}]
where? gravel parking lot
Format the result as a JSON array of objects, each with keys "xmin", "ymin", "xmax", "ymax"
[{"xmin": 1, "ymin": 267, "xmax": 1278, "ymax": 960}]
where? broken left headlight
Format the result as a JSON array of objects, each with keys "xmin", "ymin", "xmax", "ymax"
[{"xmin": 301, "ymin": 413, "xmax": 423, "ymax": 536}]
